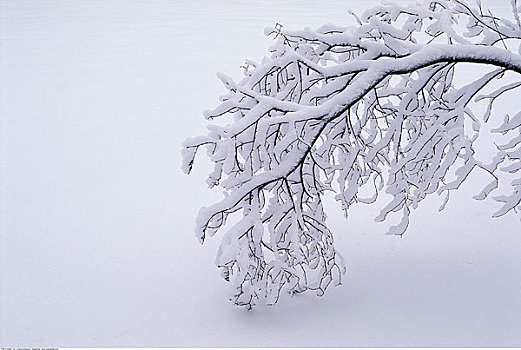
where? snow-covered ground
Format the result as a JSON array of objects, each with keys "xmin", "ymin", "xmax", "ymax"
[{"xmin": 1, "ymin": 0, "xmax": 520, "ymax": 347}]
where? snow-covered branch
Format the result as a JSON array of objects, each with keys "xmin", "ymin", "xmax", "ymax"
[{"xmin": 183, "ymin": 0, "xmax": 521, "ymax": 308}]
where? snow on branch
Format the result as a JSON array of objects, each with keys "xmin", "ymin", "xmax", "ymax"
[{"xmin": 183, "ymin": 0, "xmax": 521, "ymax": 309}]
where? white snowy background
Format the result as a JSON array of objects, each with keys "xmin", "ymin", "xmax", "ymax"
[{"xmin": 1, "ymin": 0, "xmax": 520, "ymax": 347}]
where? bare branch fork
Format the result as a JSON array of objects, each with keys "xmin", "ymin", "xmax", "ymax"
[{"xmin": 182, "ymin": 0, "xmax": 521, "ymax": 308}]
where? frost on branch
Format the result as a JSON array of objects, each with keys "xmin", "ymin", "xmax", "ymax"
[{"xmin": 182, "ymin": 0, "xmax": 521, "ymax": 308}]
